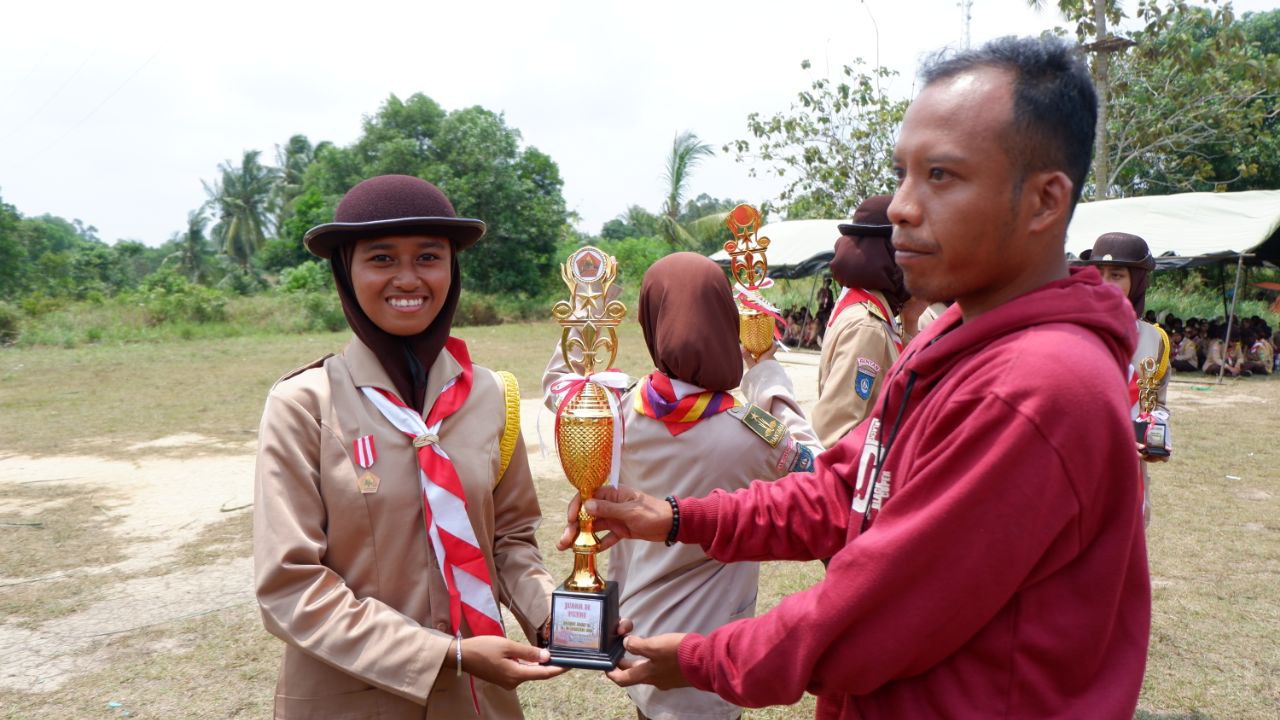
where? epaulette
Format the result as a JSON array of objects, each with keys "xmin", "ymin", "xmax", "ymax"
[
  {"xmin": 726, "ymin": 404, "xmax": 787, "ymax": 448},
  {"xmin": 861, "ymin": 300, "xmax": 888, "ymax": 324},
  {"xmin": 272, "ymin": 354, "xmax": 333, "ymax": 388},
  {"xmin": 1152, "ymin": 324, "xmax": 1171, "ymax": 382},
  {"xmin": 495, "ymin": 370, "xmax": 521, "ymax": 487}
]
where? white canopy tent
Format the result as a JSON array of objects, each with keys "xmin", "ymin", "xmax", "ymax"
[{"xmin": 710, "ymin": 189, "xmax": 1280, "ymax": 274}]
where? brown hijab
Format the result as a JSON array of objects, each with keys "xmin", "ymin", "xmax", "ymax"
[
  {"xmin": 638, "ymin": 253, "xmax": 742, "ymax": 392},
  {"xmin": 331, "ymin": 240, "xmax": 460, "ymax": 410},
  {"xmin": 829, "ymin": 194, "xmax": 907, "ymax": 313}
]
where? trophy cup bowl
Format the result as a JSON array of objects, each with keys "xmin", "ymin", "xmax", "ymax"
[
  {"xmin": 739, "ymin": 309, "xmax": 775, "ymax": 357},
  {"xmin": 555, "ymin": 381, "xmax": 614, "ymax": 593}
]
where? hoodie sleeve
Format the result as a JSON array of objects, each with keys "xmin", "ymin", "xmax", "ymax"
[
  {"xmin": 675, "ymin": 427, "xmax": 860, "ymax": 563},
  {"xmin": 674, "ymin": 391, "xmax": 1083, "ymax": 708}
]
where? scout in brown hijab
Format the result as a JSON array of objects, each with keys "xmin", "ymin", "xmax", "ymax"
[
  {"xmin": 813, "ymin": 195, "xmax": 908, "ymax": 448},
  {"xmin": 543, "ymin": 253, "xmax": 822, "ymax": 720},
  {"xmin": 254, "ymin": 174, "xmax": 564, "ymax": 719},
  {"xmin": 1081, "ymin": 231, "xmax": 1170, "ymax": 526}
]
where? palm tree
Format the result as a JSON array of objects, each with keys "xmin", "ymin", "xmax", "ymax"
[
  {"xmin": 163, "ymin": 210, "xmax": 212, "ymax": 283},
  {"xmin": 658, "ymin": 131, "xmax": 714, "ymax": 250},
  {"xmin": 273, "ymin": 134, "xmax": 315, "ymax": 230},
  {"xmin": 203, "ymin": 149, "xmax": 280, "ymax": 269}
]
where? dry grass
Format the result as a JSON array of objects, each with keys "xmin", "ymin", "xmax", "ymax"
[
  {"xmin": 0, "ymin": 323, "xmax": 653, "ymax": 459},
  {"xmin": 0, "ymin": 334, "xmax": 1276, "ymax": 718}
]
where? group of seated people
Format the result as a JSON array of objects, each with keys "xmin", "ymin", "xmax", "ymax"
[
  {"xmin": 780, "ymin": 284, "xmax": 835, "ymax": 349},
  {"xmin": 1163, "ymin": 312, "xmax": 1277, "ymax": 377}
]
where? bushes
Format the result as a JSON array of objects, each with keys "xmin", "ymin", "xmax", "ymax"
[
  {"xmin": 280, "ymin": 260, "xmax": 333, "ymax": 294},
  {"xmin": 136, "ymin": 271, "xmax": 228, "ymax": 324},
  {"xmin": 0, "ymin": 302, "xmax": 20, "ymax": 345}
]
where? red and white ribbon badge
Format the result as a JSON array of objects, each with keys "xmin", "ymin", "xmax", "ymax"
[
  {"xmin": 733, "ymin": 282, "xmax": 786, "ymax": 341},
  {"xmin": 353, "ymin": 434, "xmax": 377, "ymax": 469}
]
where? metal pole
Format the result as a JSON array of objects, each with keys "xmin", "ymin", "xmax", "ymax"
[{"xmin": 1217, "ymin": 253, "xmax": 1245, "ymax": 384}]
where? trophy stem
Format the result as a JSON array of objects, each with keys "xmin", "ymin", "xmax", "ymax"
[{"xmin": 566, "ymin": 502, "xmax": 605, "ymax": 592}]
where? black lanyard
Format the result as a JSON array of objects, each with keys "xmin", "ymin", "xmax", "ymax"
[{"xmin": 855, "ymin": 331, "xmax": 947, "ymax": 532}]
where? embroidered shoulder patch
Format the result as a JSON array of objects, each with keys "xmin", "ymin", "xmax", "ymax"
[
  {"xmin": 789, "ymin": 442, "xmax": 816, "ymax": 473},
  {"xmin": 730, "ymin": 404, "xmax": 786, "ymax": 448},
  {"xmin": 854, "ymin": 357, "xmax": 880, "ymax": 400}
]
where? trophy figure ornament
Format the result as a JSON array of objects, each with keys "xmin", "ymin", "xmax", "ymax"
[
  {"xmin": 725, "ymin": 204, "xmax": 784, "ymax": 358},
  {"xmin": 545, "ymin": 246, "xmax": 628, "ymax": 670}
]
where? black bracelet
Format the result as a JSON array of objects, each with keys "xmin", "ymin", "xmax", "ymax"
[{"xmin": 664, "ymin": 495, "xmax": 680, "ymax": 547}]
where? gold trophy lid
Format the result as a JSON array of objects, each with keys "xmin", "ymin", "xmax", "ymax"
[
  {"xmin": 724, "ymin": 204, "xmax": 770, "ymax": 291},
  {"xmin": 552, "ymin": 246, "xmax": 625, "ymax": 376}
]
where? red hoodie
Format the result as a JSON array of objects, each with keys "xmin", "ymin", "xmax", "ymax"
[{"xmin": 674, "ymin": 268, "xmax": 1150, "ymax": 719}]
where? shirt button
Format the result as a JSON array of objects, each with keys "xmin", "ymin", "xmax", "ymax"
[{"xmin": 436, "ymin": 621, "xmax": 449, "ymax": 632}]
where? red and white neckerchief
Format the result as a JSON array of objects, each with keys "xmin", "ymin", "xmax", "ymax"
[
  {"xmin": 358, "ymin": 337, "xmax": 504, "ymax": 639},
  {"xmin": 829, "ymin": 287, "xmax": 903, "ymax": 351}
]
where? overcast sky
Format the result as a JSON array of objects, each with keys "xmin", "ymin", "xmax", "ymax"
[{"xmin": 1, "ymin": 0, "xmax": 1276, "ymax": 247}]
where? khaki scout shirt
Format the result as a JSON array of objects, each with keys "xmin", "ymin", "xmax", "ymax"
[
  {"xmin": 254, "ymin": 337, "xmax": 554, "ymax": 719},
  {"xmin": 814, "ymin": 288, "xmax": 901, "ymax": 449},
  {"xmin": 542, "ymin": 350, "xmax": 822, "ymax": 720}
]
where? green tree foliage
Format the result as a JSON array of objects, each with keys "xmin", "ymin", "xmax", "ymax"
[
  {"xmin": 1104, "ymin": 2, "xmax": 1280, "ymax": 194},
  {"xmin": 658, "ymin": 131, "xmax": 715, "ymax": 250},
  {"xmin": 0, "ymin": 192, "xmax": 22, "ymax": 298},
  {"xmin": 161, "ymin": 210, "xmax": 214, "ymax": 283},
  {"xmin": 273, "ymin": 134, "xmax": 315, "ymax": 231},
  {"xmin": 289, "ymin": 94, "xmax": 569, "ymax": 296},
  {"xmin": 1030, "ymin": 1, "xmax": 1280, "ymax": 198},
  {"xmin": 203, "ymin": 149, "xmax": 280, "ymax": 269},
  {"xmin": 726, "ymin": 60, "xmax": 909, "ymax": 219}
]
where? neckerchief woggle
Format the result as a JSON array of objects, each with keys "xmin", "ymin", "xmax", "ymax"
[
  {"xmin": 634, "ymin": 371, "xmax": 738, "ymax": 436},
  {"xmin": 358, "ymin": 337, "xmax": 500, "ymax": 714},
  {"xmin": 548, "ymin": 369, "xmax": 630, "ymax": 488},
  {"xmin": 829, "ymin": 287, "xmax": 903, "ymax": 351}
]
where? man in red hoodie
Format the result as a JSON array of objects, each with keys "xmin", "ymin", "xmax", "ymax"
[{"xmin": 559, "ymin": 35, "xmax": 1150, "ymax": 719}]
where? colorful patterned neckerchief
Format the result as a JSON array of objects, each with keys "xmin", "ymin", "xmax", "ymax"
[
  {"xmin": 829, "ymin": 287, "xmax": 903, "ymax": 351},
  {"xmin": 634, "ymin": 371, "xmax": 738, "ymax": 436},
  {"xmin": 358, "ymin": 337, "xmax": 501, "ymax": 712}
]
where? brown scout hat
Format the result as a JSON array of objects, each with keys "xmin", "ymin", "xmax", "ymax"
[
  {"xmin": 303, "ymin": 174, "xmax": 485, "ymax": 259},
  {"xmin": 1079, "ymin": 232, "xmax": 1156, "ymax": 270},
  {"xmin": 837, "ymin": 194, "xmax": 894, "ymax": 238}
]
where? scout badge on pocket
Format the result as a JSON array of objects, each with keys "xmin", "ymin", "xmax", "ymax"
[{"xmin": 353, "ymin": 434, "xmax": 380, "ymax": 493}]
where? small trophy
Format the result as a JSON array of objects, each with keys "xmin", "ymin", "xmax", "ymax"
[
  {"xmin": 546, "ymin": 246, "xmax": 626, "ymax": 670},
  {"xmin": 1134, "ymin": 357, "xmax": 1170, "ymax": 457},
  {"xmin": 725, "ymin": 204, "xmax": 781, "ymax": 358}
]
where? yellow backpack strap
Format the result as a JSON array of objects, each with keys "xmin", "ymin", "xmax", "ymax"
[
  {"xmin": 1153, "ymin": 324, "xmax": 1171, "ymax": 382},
  {"xmin": 496, "ymin": 370, "xmax": 521, "ymax": 487}
]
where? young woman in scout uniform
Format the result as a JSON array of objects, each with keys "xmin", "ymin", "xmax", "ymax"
[
  {"xmin": 543, "ymin": 252, "xmax": 821, "ymax": 720},
  {"xmin": 813, "ymin": 195, "xmax": 907, "ymax": 449},
  {"xmin": 254, "ymin": 174, "xmax": 563, "ymax": 719},
  {"xmin": 1081, "ymin": 232, "xmax": 1170, "ymax": 525}
]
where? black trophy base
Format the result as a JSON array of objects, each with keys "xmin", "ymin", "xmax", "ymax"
[
  {"xmin": 1134, "ymin": 420, "xmax": 1170, "ymax": 458},
  {"xmin": 545, "ymin": 580, "xmax": 624, "ymax": 670}
]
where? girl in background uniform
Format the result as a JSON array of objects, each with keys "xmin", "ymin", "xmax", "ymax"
[
  {"xmin": 544, "ymin": 252, "xmax": 821, "ymax": 720},
  {"xmin": 254, "ymin": 175, "xmax": 562, "ymax": 719},
  {"xmin": 1081, "ymin": 232, "xmax": 1170, "ymax": 526}
]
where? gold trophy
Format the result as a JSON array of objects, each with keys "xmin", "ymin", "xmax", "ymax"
[
  {"xmin": 1134, "ymin": 357, "xmax": 1169, "ymax": 457},
  {"xmin": 725, "ymin": 204, "xmax": 778, "ymax": 357},
  {"xmin": 545, "ymin": 246, "xmax": 626, "ymax": 670}
]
